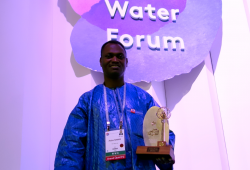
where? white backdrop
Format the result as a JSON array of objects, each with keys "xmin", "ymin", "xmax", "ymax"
[{"xmin": 0, "ymin": 0, "xmax": 250, "ymax": 170}]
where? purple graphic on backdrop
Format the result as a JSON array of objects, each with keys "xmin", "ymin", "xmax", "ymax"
[
  {"xmin": 82, "ymin": 0, "xmax": 186, "ymax": 36},
  {"xmin": 70, "ymin": 0, "xmax": 222, "ymax": 82}
]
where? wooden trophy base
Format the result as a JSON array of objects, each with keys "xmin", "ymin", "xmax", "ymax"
[{"xmin": 136, "ymin": 141, "xmax": 175, "ymax": 164}]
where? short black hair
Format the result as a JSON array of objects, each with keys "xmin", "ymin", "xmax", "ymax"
[{"xmin": 101, "ymin": 40, "xmax": 126, "ymax": 57}]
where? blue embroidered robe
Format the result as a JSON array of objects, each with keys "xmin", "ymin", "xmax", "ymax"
[{"xmin": 55, "ymin": 83, "xmax": 175, "ymax": 170}]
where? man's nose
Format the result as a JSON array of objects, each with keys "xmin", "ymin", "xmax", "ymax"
[{"xmin": 111, "ymin": 56, "xmax": 118, "ymax": 62}]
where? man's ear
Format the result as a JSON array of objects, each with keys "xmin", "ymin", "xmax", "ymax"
[
  {"xmin": 100, "ymin": 57, "xmax": 102, "ymax": 67},
  {"xmin": 126, "ymin": 57, "xmax": 128, "ymax": 67}
]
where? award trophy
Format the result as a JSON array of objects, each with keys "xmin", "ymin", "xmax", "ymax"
[{"xmin": 136, "ymin": 106, "xmax": 175, "ymax": 163}]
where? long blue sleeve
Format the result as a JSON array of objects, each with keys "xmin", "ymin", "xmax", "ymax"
[{"xmin": 54, "ymin": 94, "xmax": 89, "ymax": 170}]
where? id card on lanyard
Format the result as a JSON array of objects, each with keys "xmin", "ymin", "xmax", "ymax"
[
  {"xmin": 103, "ymin": 84, "xmax": 126, "ymax": 161},
  {"xmin": 105, "ymin": 129, "xmax": 126, "ymax": 161}
]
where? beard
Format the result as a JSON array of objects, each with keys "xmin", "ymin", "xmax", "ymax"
[{"xmin": 106, "ymin": 71, "xmax": 123, "ymax": 80}]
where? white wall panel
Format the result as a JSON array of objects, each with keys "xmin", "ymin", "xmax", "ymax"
[
  {"xmin": 212, "ymin": 0, "xmax": 250, "ymax": 169},
  {"xmin": 0, "ymin": 0, "xmax": 53, "ymax": 170},
  {"xmin": 50, "ymin": 0, "xmax": 92, "ymax": 168},
  {"xmin": 164, "ymin": 55, "xmax": 223, "ymax": 170},
  {"xmin": 0, "ymin": 1, "xmax": 26, "ymax": 169},
  {"xmin": 19, "ymin": 1, "xmax": 53, "ymax": 170}
]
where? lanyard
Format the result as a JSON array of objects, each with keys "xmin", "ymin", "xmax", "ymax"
[{"xmin": 103, "ymin": 84, "xmax": 126, "ymax": 131}]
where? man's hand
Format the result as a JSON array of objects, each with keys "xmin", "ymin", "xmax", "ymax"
[{"xmin": 155, "ymin": 156, "xmax": 174, "ymax": 165}]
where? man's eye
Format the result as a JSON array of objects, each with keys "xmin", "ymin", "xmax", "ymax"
[
  {"xmin": 106, "ymin": 54, "xmax": 112, "ymax": 59},
  {"xmin": 117, "ymin": 54, "xmax": 124, "ymax": 59}
]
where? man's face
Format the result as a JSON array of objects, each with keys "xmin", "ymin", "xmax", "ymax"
[{"xmin": 100, "ymin": 43, "xmax": 128, "ymax": 79}]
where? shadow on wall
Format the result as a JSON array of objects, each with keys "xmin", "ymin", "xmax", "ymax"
[
  {"xmin": 70, "ymin": 52, "xmax": 91, "ymax": 77},
  {"xmin": 57, "ymin": 0, "xmax": 80, "ymax": 26},
  {"xmin": 165, "ymin": 21, "xmax": 223, "ymax": 111},
  {"xmin": 210, "ymin": 22, "xmax": 223, "ymax": 73},
  {"xmin": 165, "ymin": 61, "xmax": 205, "ymax": 111},
  {"xmin": 91, "ymin": 70, "xmax": 104, "ymax": 85},
  {"xmin": 133, "ymin": 81, "xmax": 151, "ymax": 91},
  {"xmin": 58, "ymin": 0, "xmax": 92, "ymax": 77}
]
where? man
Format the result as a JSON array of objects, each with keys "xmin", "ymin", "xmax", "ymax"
[{"xmin": 55, "ymin": 40, "xmax": 175, "ymax": 169}]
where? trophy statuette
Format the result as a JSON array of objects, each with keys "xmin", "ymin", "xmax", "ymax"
[{"xmin": 136, "ymin": 106, "xmax": 175, "ymax": 164}]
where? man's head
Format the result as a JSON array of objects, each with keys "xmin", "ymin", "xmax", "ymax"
[{"xmin": 100, "ymin": 40, "xmax": 128, "ymax": 80}]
